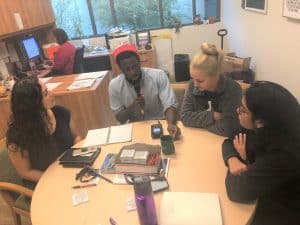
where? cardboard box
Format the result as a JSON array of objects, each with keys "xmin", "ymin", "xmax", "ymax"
[{"xmin": 224, "ymin": 54, "xmax": 251, "ymax": 72}]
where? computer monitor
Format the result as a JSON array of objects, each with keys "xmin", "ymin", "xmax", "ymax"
[{"xmin": 20, "ymin": 36, "xmax": 41, "ymax": 60}]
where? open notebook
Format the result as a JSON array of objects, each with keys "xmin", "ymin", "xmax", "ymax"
[
  {"xmin": 160, "ymin": 192, "xmax": 222, "ymax": 225},
  {"xmin": 82, "ymin": 124, "xmax": 133, "ymax": 147}
]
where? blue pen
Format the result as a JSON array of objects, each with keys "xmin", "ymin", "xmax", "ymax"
[{"xmin": 109, "ymin": 217, "xmax": 117, "ymax": 225}]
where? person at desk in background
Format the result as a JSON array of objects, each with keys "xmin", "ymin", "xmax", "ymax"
[
  {"xmin": 6, "ymin": 77, "xmax": 81, "ymax": 187},
  {"xmin": 44, "ymin": 28, "xmax": 76, "ymax": 75},
  {"xmin": 180, "ymin": 43, "xmax": 242, "ymax": 137},
  {"xmin": 222, "ymin": 81, "xmax": 300, "ymax": 225},
  {"xmin": 108, "ymin": 44, "xmax": 181, "ymax": 139}
]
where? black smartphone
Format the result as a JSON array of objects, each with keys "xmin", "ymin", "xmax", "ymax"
[{"xmin": 151, "ymin": 123, "xmax": 163, "ymax": 139}]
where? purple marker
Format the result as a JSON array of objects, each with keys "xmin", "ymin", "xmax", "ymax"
[{"xmin": 109, "ymin": 217, "xmax": 117, "ymax": 225}]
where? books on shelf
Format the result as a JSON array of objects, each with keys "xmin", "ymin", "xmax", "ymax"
[
  {"xmin": 160, "ymin": 192, "xmax": 222, "ymax": 225},
  {"xmin": 82, "ymin": 124, "xmax": 133, "ymax": 147},
  {"xmin": 59, "ymin": 146, "xmax": 101, "ymax": 168},
  {"xmin": 114, "ymin": 143, "xmax": 162, "ymax": 174}
]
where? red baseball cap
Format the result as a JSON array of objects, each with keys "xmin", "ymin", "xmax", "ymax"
[{"xmin": 112, "ymin": 44, "xmax": 138, "ymax": 60}]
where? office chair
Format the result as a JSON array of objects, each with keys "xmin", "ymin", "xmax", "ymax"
[
  {"xmin": 0, "ymin": 138, "xmax": 33, "ymax": 225},
  {"xmin": 73, "ymin": 46, "xmax": 85, "ymax": 74}
]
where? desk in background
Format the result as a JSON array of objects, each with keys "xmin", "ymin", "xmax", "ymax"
[
  {"xmin": 0, "ymin": 71, "xmax": 117, "ymax": 139},
  {"xmin": 83, "ymin": 48, "xmax": 157, "ymax": 76},
  {"xmin": 31, "ymin": 121, "xmax": 256, "ymax": 225},
  {"xmin": 83, "ymin": 50, "xmax": 112, "ymax": 73}
]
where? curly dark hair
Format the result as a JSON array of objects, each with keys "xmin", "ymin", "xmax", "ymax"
[{"xmin": 6, "ymin": 77, "xmax": 58, "ymax": 171}]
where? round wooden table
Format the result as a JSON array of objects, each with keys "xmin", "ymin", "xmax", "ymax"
[{"xmin": 31, "ymin": 121, "xmax": 255, "ymax": 225}]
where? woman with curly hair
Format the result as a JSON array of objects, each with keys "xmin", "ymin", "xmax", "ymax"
[
  {"xmin": 6, "ymin": 77, "xmax": 81, "ymax": 184},
  {"xmin": 222, "ymin": 81, "xmax": 300, "ymax": 224}
]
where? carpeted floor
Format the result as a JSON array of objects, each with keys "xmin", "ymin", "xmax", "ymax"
[{"xmin": 0, "ymin": 194, "xmax": 31, "ymax": 225}]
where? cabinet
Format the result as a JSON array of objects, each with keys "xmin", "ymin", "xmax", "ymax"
[
  {"xmin": 0, "ymin": 0, "xmax": 55, "ymax": 37},
  {"xmin": 110, "ymin": 48, "xmax": 157, "ymax": 76}
]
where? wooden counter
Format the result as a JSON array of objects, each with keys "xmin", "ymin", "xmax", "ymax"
[{"xmin": 0, "ymin": 71, "xmax": 117, "ymax": 139}]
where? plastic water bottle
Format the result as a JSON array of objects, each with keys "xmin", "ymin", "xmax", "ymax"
[{"xmin": 133, "ymin": 176, "xmax": 158, "ymax": 225}]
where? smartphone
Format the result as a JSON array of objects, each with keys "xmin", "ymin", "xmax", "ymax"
[
  {"xmin": 151, "ymin": 123, "xmax": 163, "ymax": 139},
  {"xmin": 151, "ymin": 179, "xmax": 169, "ymax": 193}
]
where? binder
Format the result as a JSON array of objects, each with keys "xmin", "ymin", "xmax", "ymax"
[{"xmin": 59, "ymin": 147, "xmax": 101, "ymax": 168}]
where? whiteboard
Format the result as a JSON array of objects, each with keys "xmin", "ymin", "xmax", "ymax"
[{"xmin": 283, "ymin": 0, "xmax": 300, "ymax": 19}]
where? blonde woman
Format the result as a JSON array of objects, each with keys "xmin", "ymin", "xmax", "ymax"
[{"xmin": 180, "ymin": 43, "xmax": 242, "ymax": 137}]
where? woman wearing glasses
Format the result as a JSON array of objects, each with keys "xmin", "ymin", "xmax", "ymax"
[
  {"xmin": 222, "ymin": 81, "xmax": 300, "ymax": 224},
  {"xmin": 6, "ymin": 77, "xmax": 81, "ymax": 187}
]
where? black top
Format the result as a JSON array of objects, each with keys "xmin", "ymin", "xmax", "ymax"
[
  {"xmin": 180, "ymin": 75, "xmax": 242, "ymax": 137},
  {"xmin": 222, "ymin": 129, "xmax": 300, "ymax": 225},
  {"xmin": 30, "ymin": 105, "xmax": 74, "ymax": 171},
  {"xmin": 52, "ymin": 105, "xmax": 74, "ymax": 155}
]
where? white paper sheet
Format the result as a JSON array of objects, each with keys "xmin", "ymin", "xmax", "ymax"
[
  {"xmin": 82, "ymin": 124, "xmax": 133, "ymax": 147},
  {"xmin": 160, "ymin": 192, "xmax": 222, "ymax": 225},
  {"xmin": 67, "ymin": 79, "xmax": 95, "ymax": 90},
  {"xmin": 108, "ymin": 124, "xmax": 133, "ymax": 144},
  {"xmin": 46, "ymin": 82, "xmax": 62, "ymax": 91},
  {"xmin": 83, "ymin": 128, "xmax": 110, "ymax": 147},
  {"xmin": 75, "ymin": 71, "xmax": 108, "ymax": 80}
]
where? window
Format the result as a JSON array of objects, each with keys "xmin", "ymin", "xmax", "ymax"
[
  {"xmin": 51, "ymin": 0, "xmax": 220, "ymax": 39},
  {"xmin": 51, "ymin": 0, "xmax": 93, "ymax": 37}
]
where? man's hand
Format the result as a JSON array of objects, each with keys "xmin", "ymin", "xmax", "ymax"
[
  {"xmin": 128, "ymin": 96, "xmax": 145, "ymax": 112},
  {"xmin": 227, "ymin": 157, "xmax": 248, "ymax": 176},
  {"xmin": 233, "ymin": 133, "xmax": 247, "ymax": 161},
  {"xmin": 213, "ymin": 111, "xmax": 222, "ymax": 121},
  {"xmin": 167, "ymin": 124, "xmax": 181, "ymax": 139}
]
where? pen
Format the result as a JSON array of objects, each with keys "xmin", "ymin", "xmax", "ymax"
[
  {"xmin": 109, "ymin": 217, "xmax": 117, "ymax": 225},
  {"xmin": 72, "ymin": 183, "xmax": 97, "ymax": 189},
  {"xmin": 98, "ymin": 173, "xmax": 113, "ymax": 184}
]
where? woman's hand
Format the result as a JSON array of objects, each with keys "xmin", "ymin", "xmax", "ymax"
[
  {"xmin": 227, "ymin": 157, "xmax": 248, "ymax": 176},
  {"xmin": 233, "ymin": 133, "xmax": 247, "ymax": 161}
]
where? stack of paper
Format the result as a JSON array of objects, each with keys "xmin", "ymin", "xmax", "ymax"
[
  {"xmin": 160, "ymin": 192, "xmax": 222, "ymax": 225},
  {"xmin": 67, "ymin": 79, "xmax": 95, "ymax": 90},
  {"xmin": 75, "ymin": 71, "xmax": 108, "ymax": 80}
]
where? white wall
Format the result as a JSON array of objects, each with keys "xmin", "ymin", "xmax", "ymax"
[{"xmin": 222, "ymin": 1, "xmax": 300, "ymax": 100}]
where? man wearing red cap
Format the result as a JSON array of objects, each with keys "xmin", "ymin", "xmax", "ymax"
[{"xmin": 109, "ymin": 44, "xmax": 181, "ymax": 139}]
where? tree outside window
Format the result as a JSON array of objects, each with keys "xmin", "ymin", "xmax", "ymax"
[{"xmin": 51, "ymin": 0, "xmax": 220, "ymax": 39}]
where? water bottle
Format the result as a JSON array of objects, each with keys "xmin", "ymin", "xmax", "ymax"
[{"xmin": 127, "ymin": 176, "xmax": 158, "ymax": 225}]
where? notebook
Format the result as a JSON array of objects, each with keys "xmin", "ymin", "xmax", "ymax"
[
  {"xmin": 59, "ymin": 147, "xmax": 101, "ymax": 168},
  {"xmin": 160, "ymin": 192, "xmax": 222, "ymax": 225},
  {"xmin": 82, "ymin": 124, "xmax": 133, "ymax": 147}
]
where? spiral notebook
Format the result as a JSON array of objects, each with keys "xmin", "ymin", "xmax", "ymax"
[{"xmin": 82, "ymin": 124, "xmax": 133, "ymax": 147}]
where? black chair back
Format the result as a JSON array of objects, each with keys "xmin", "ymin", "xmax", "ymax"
[{"xmin": 73, "ymin": 46, "xmax": 85, "ymax": 74}]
